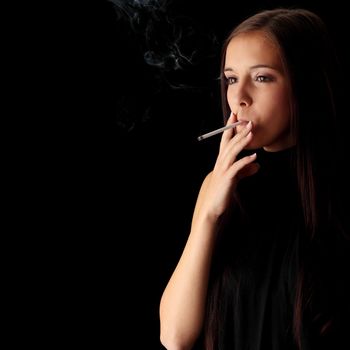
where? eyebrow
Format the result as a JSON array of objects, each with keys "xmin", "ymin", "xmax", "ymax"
[{"xmin": 224, "ymin": 64, "xmax": 279, "ymax": 72}]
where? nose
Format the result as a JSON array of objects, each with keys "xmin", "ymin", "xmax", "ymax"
[{"xmin": 228, "ymin": 81, "xmax": 252, "ymax": 116}]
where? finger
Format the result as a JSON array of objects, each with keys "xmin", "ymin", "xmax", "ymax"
[
  {"xmin": 228, "ymin": 120, "xmax": 252, "ymax": 147},
  {"xmin": 220, "ymin": 113, "xmax": 250, "ymax": 151},
  {"xmin": 228, "ymin": 152, "xmax": 258, "ymax": 179},
  {"xmin": 220, "ymin": 112, "xmax": 237, "ymax": 146},
  {"xmin": 220, "ymin": 127, "xmax": 253, "ymax": 166},
  {"xmin": 236, "ymin": 161, "xmax": 260, "ymax": 179}
]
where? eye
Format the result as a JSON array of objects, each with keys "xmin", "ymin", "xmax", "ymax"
[
  {"xmin": 255, "ymin": 75, "xmax": 272, "ymax": 83},
  {"xmin": 225, "ymin": 76, "xmax": 237, "ymax": 85}
]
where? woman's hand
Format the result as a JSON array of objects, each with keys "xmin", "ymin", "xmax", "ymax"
[{"xmin": 199, "ymin": 114, "xmax": 259, "ymax": 221}]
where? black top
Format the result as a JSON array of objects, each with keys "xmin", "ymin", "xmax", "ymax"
[{"xmin": 204, "ymin": 146, "xmax": 350, "ymax": 350}]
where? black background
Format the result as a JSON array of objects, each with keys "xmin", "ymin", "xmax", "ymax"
[{"xmin": 56, "ymin": 1, "xmax": 349, "ymax": 348}]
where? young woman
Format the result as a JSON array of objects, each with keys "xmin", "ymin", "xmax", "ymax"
[{"xmin": 159, "ymin": 8, "xmax": 349, "ymax": 350}]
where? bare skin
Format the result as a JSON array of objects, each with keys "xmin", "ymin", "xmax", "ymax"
[
  {"xmin": 225, "ymin": 31, "xmax": 293, "ymax": 152},
  {"xmin": 159, "ymin": 30, "xmax": 293, "ymax": 350}
]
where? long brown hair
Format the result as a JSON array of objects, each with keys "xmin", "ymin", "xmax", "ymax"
[{"xmin": 206, "ymin": 8, "xmax": 345, "ymax": 350}]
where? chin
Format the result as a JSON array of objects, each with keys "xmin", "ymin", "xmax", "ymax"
[{"xmin": 244, "ymin": 141, "xmax": 261, "ymax": 150}]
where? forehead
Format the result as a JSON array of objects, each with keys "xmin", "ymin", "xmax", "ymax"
[{"xmin": 225, "ymin": 31, "xmax": 283, "ymax": 70}]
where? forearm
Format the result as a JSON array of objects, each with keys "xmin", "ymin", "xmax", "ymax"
[
  {"xmin": 159, "ymin": 215, "xmax": 219, "ymax": 350},
  {"xmin": 159, "ymin": 111, "xmax": 258, "ymax": 349}
]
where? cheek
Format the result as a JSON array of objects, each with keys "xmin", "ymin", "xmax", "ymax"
[
  {"xmin": 264, "ymin": 112, "xmax": 292, "ymax": 145},
  {"xmin": 226, "ymin": 88, "xmax": 232, "ymax": 104},
  {"xmin": 226, "ymin": 89, "xmax": 239, "ymax": 115},
  {"xmin": 259, "ymin": 89, "xmax": 291, "ymax": 134},
  {"xmin": 226, "ymin": 92, "xmax": 235, "ymax": 116},
  {"xmin": 272, "ymin": 87, "xmax": 290, "ymax": 110},
  {"xmin": 264, "ymin": 89, "xmax": 290, "ymax": 120}
]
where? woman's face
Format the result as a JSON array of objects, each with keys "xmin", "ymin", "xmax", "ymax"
[{"xmin": 224, "ymin": 31, "xmax": 294, "ymax": 152}]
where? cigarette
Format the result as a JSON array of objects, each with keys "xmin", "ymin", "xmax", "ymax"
[{"xmin": 197, "ymin": 120, "xmax": 244, "ymax": 141}]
